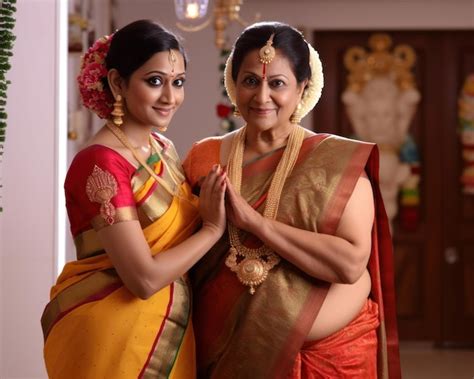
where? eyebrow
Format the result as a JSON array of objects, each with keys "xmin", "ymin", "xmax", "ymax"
[
  {"xmin": 242, "ymin": 71, "xmax": 289, "ymax": 80},
  {"xmin": 144, "ymin": 70, "xmax": 186, "ymax": 76}
]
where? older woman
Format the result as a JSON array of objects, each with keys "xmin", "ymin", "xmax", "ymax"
[{"xmin": 183, "ymin": 22, "xmax": 400, "ymax": 378}]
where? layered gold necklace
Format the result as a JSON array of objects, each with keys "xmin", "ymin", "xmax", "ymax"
[{"xmin": 225, "ymin": 125, "xmax": 305, "ymax": 294}]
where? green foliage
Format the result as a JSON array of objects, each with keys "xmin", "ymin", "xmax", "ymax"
[{"xmin": 0, "ymin": 0, "xmax": 17, "ymax": 212}]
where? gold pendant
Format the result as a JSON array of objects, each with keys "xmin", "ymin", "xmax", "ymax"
[{"xmin": 225, "ymin": 246, "xmax": 279, "ymax": 294}]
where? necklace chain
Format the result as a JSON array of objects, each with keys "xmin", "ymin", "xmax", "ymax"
[
  {"xmin": 225, "ymin": 125, "xmax": 305, "ymax": 294},
  {"xmin": 106, "ymin": 123, "xmax": 182, "ymax": 198}
]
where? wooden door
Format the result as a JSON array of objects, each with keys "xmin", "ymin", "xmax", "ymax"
[
  {"xmin": 441, "ymin": 32, "xmax": 474, "ymax": 345},
  {"xmin": 311, "ymin": 30, "xmax": 474, "ymax": 344}
]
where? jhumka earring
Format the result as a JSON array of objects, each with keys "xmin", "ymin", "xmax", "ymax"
[
  {"xmin": 290, "ymin": 102, "xmax": 303, "ymax": 124},
  {"xmin": 111, "ymin": 95, "xmax": 124, "ymax": 127},
  {"xmin": 233, "ymin": 107, "xmax": 241, "ymax": 117}
]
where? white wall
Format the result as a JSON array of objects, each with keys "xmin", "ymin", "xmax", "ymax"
[
  {"xmin": 0, "ymin": 0, "xmax": 64, "ymax": 378},
  {"xmin": 115, "ymin": 0, "xmax": 474, "ymax": 156},
  {"xmin": 1, "ymin": 0, "xmax": 474, "ymax": 378}
]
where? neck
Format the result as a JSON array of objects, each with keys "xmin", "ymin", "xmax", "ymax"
[
  {"xmin": 245, "ymin": 123, "xmax": 295, "ymax": 155},
  {"xmin": 115, "ymin": 121, "xmax": 153, "ymax": 148}
]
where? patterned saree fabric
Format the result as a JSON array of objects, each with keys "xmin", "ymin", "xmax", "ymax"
[
  {"xmin": 183, "ymin": 133, "xmax": 400, "ymax": 379},
  {"xmin": 42, "ymin": 133, "xmax": 200, "ymax": 379}
]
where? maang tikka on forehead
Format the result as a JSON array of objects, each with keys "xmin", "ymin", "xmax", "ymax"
[
  {"xmin": 259, "ymin": 33, "xmax": 276, "ymax": 79},
  {"xmin": 168, "ymin": 49, "xmax": 177, "ymax": 75}
]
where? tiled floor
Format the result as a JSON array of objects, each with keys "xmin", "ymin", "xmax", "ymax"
[{"xmin": 400, "ymin": 342, "xmax": 474, "ymax": 379}]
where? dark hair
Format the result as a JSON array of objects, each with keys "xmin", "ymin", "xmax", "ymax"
[
  {"xmin": 231, "ymin": 22, "xmax": 310, "ymax": 84},
  {"xmin": 105, "ymin": 19, "xmax": 187, "ymax": 81}
]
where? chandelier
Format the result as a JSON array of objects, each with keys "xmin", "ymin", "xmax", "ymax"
[{"xmin": 174, "ymin": 0, "xmax": 258, "ymax": 48}]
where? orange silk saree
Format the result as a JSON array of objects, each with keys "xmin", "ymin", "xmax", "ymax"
[{"xmin": 183, "ymin": 133, "xmax": 400, "ymax": 379}]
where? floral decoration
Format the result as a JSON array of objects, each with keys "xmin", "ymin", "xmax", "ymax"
[{"xmin": 77, "ymin": 34, "xmax": 115, "ymax": 119}]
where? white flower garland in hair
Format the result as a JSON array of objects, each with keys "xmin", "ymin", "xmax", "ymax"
[
  {"xmin": 224, "ymin": 53, "xmax": 237, "ymax": 106},
  {"xmin": 223, "ymin": 40, "xmax": 324, "ymax": 121},
  {"xmin": 299, "ymin": 42, "xmax": 324, "ymax": 120}
]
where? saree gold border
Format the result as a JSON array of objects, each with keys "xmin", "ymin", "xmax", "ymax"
[
  {"xmin": 74, "ymin": 229, "xmax": 104, "ymax": 260},
  {"xmin": 316, "ymin": 137, "xmax": 374, "ymax": 234},
  {"xmin": 132, "ymin": 156, "xmax": 179, "ymax": 222},
  {"xmin": 41, "ymin": 269, "xmax": 120, "ymax": 340},
  {"xmin": 141, "ymin": 277, "xmax": 191, "ymax": 378},
  {"xmin": 91, "ymin": 206, "xmax": 138, "ymax": 231}
]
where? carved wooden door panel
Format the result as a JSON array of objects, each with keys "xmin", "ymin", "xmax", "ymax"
[
  {"xmin": 441, "ymin": 31, "xmax": 474, "ymax": 345},
  {"xmin": 312, "ymin": 30, "xmax": 474, "ymax": 344}
]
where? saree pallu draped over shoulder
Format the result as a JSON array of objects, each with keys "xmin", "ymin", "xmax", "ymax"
[
  {"xmin": 42, "ymin": 141, "xmax": 200, "ymax": 379},
  {"xmin": 183, "ymin": 133, "xmax": 400, "ymax": 379}
]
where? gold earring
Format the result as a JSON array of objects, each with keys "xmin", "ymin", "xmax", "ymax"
[
  {"xmin": 290, "ymin": 102, "xmax": 302, "ymax": 124},
  {"xmin": 233, "ymin": 107, "xmax": 241, "ymax": 117},
  {"xmin": 111, "ymin": 95, "xmax": 124, "ymax": 127}
]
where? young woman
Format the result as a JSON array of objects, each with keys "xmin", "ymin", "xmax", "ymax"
[{"xmin": 41, "ymin": 20, "xmax": 226, "ymax": 379}]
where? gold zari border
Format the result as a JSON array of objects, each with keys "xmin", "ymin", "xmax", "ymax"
[{"xmin": 91, "ymin": 206, "xmax": 138, "ymax": 231}]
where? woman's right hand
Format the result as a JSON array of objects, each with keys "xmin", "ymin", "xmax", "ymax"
[{"xmin": 199, "ymin": 164, "xmax": 227, "ymax": 235}]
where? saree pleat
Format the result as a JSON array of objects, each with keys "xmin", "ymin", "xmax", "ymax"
[
  {"xmin": 183, "ymin": 133, "xmax": 400, "ymax": 379},
  {"xmin": 42, "ymin": 140, "xmax": 200, "ymax": 379}
]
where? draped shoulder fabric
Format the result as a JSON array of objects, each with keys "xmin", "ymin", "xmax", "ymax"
[
  {"xmin": 42, "ymin": 133, "xmax": 200, "ymax": 379},
  {"xmin": 183, "ymin": 133, "xmax": 400, "ymax": 379}
]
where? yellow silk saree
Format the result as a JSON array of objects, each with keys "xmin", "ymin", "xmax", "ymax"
[{"xmin": 42, "ymin": 135, "xmax": 200, "ymax": 379}]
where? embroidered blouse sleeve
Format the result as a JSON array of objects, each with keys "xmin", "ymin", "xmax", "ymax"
[{"xmin": 65, "ymin": 146, "xmax": 138, "ymax": 235}]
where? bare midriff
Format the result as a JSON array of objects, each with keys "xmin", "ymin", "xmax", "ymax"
[{"xmin": 306, "ymin": 269, "xmax": 371, "ymax": 341}]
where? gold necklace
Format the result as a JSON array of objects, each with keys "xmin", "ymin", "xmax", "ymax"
[
  {"xmin": 225, "ymin": 125, "xmax": 305, "ymax": 294},
  {"xmin": 106, "ymin": 122, "xmax": 183, "ymax": 198}
]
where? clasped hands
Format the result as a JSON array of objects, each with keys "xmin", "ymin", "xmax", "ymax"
[{"xmin": 198, "ymin": 164, "xmax": 263, "ymax": 236}]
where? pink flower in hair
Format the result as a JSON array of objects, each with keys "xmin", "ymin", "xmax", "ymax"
[{"xmin": 77, "ymin": 34, "xmax": 115, "ymax": 119}]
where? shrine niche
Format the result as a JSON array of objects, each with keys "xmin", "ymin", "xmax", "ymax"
[{"xmin": 341, "ymin": 33, "xmax": 421, "ymax": 231}]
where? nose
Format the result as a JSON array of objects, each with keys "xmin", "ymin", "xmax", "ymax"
[
  {"xmin": 254, "ymin": 82, "xmax": 271, "ymax": 104},
  {"xmin": 160, "ymin": 81, "xmax": 175, "ymax": 104}
]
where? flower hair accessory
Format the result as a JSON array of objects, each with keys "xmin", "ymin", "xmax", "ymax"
[
  {"xmin": 224, "ymin": 37, "xmax": 324, "ymax": 121},
  {"xmin": 77, "ymin": 34, "xmax": 115, "ymax": 119}
]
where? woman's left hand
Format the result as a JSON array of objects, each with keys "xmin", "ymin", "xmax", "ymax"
[{"xmin": 225, "ymin": 177, "xmax": 262, "ymax": 232}]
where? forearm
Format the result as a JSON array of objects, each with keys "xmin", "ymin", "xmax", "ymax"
[
  {"xmin": 137, "ymin": 225, "xmax": 221, "ymax": 298},
  {"xmin": 103, "ymin": 222, "xmax": 222, "ymax": 299},
  {"xmin": 253, "ymin": 216, "xmax": 369, "ymax": 284}
]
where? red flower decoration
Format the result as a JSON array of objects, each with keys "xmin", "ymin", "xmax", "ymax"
[
  {"xmin": 77, "ymin": 34, "xmax": 115, "ymax": 119},
  {"xmin": 216, "ymin": 103, "xmax": 232, "ymax": 118}
]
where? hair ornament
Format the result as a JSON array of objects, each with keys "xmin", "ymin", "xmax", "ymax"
[
  {"xmin": 259, "ymin": 33, "xmax": 276, "ymax": 65},
  {"xmin": 169, "ymin": 49, "xmax": 177, "ymax": 75},
  {"xmin": 297, "ymin": 41, "xmax": 324, "ymax": 121},
  {"xmin": 77, "ymin": 34, "xmax": 115, "ymax": 119}
]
